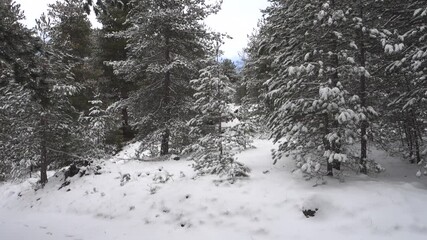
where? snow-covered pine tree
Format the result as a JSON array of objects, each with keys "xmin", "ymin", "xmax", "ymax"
[
  {"xmin": 241, "ymin": 20, "xmax": 276, "ymax": 133},
  {"xmin": 82, "ymin": 0, "xmax": 122, "ymax": 15},
  {"xmin": 47, "ymin": 0, "xmax": 95, "ymax": 112},
  {"xmin": 261, "ymin": 0, "xmax": 364, "ymax": 177},
  {"xmin": 32, "ymin": 15, "xmax": 83, "ymax": 184},
  {"xmin": 81, "ymin": 95, "xmax": 111, "ymax": 150},
  {"xmin": 0, "ymin": 0, "xmax": 36, "ymax": 88},
  {"xmin": 188, "ymin": 51, "xmax": 251, "ymax": 180},
  {"xmin": 399, "ymin": 1, "xmax": 426, "ymax": 165},
  {"xmin": 345, "ymin": 0, "xmax": 387, "ymax": 173},
  {"xmin": 0, "ymin": 84, "xmax": 37, "ymax": 180},
  {"xmin": 96, "ymin": 0, "xmax": 135, "ymax": 143},
  {"xmin": 380, "ymin": 0, "xmax": 426, "ymax": 165},
  {"xmin": 109, "ymin": 0, "xmax": 220, "ymax": 156},
  {"xmin": 0, "ymin": 3, "xmax": 82, "ymax": 183},
  {"xmin": 407, "ymin": 2, "xmax": 427, "ymax": 168},
  {"xmin": 48, "ymin": 0, "xmax": 92, "ymax": 59},
  {"xmin": 242, "ymin": 22, "xmax": 271, "ymax": 106},
  {"xmin": 221, "ymin": 58, "xmax": 243, "ymax": 103},
  {"xmin": 0, "ymin": 0, "xmax": 38, "ymax": 180}
]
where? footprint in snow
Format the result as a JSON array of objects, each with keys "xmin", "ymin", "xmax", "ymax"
[
  {"xmin": 254, "ymin": 228, "xmax": 269, "ymax": 235},
  {"xmin": 162, "ymin": 207, "xmax": 170, "ymax": 213}
]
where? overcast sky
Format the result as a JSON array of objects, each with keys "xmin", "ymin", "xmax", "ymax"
[{"xmin": 15, "ymin": 0, "xmax": 269, "ymax": 60}]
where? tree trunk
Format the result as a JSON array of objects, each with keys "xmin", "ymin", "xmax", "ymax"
[
  {"xmin": 414, "ymin": 130, "xmax": 421, "ymax": 164},
  {"xmin": 324, "ymin": 115, "xmax": 333, "ymax": 176},
  {"xmin": 160, "ymin": 69, "xmax": 171, "ymax": 156},
  {"xmin": 358, "ymin": 0, "xmax": 368, "ymax": 174},
  {"xmin": 398, "ymin": 121, "xmax": 405, "ymax": 147},
  {"xmin": 160, "ymin": 32, "xmax": 171, "ymax": 156},
  {"xmin": 121, "ymin": 106, "xmax": 133, "ymax": 141},
  {"xmin": 218, "ymin": 89, "xmax": 223, "ymax": 159},
  {"xmin": 404, "ymin": 74, "xmax": 417, "ymax": 164},
  {"xmin": 328, "ymin": 0, "xmax": 341, "ymax": 174},
  {"xmin": 406, "ymin": 118, "xmax": 415, "ymax": 163},
  {"xmin": 40, "ymin": 114, "xmax": 48, "ymax": 185},
  {"xmin": 160, "ymin": 128, "xmax": 170, "ymax": 156},
  {"xmin": 410, "ymin": 111, "xmax": 422, "ymax": 163},
  {"xmin": 218, "ymin": 116, "xmax": 223, "ymax": 160},
  {"xmin": 119, "ymin": 86, "xmax": 132, "ymax": 141}
]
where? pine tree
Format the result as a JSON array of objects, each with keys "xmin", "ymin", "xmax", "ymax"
[
  {"xmin": 188, "ymin": 52, "xmax": 251, "ymax": 180},
  {"xmin": 379, "ymin": 0, "xmax": 426, "ymax": 165},
  {"xmin": 32, "ymin": 15, "xmax": 81, "ymax": 184},
  {"xmin": 242, "ymin": 24, "xmax": 270, "ymax": 105},
  {"xmin": 0, "ymin": 0, "xmax": 42, "ymax": 180},
  {"xmin": 241, "ymin": 21, "xmax": 275, "ymax": 132},
  {"xmin": 83, "ymin": 96, "xmax": 110, "ymax": 148},
  {"xmin": 0, "ymin": 84, "xmax": 36, "ymax": 180},
  {"xmin": 96, "ymin": 0, "xmax": 135, "ymax": 143},
  {"xmin": 248, "ymin": 0, "xmax": 427, "ymax": 177},
  {"xmin": 220, "ymin": 58, "xmax": 245, "ymax": 104},
  {"xmin": 83, "ymin": 0, "xmax": 121, "ymax": 15},
  {"xmin": 0, "ymin": 0, "xmax": 36, "ymax": 87},
  {"xmin": 110, "ymin": 0, "xmax": 220, "ymax": 156},
  {"xmin": 47, "ymin": 0, "xmax": 94, "ymax": 112},
  {"xmin": 258, "ymin": 0, "xmax": 367, "ymax": 176},
  {"xmin": 0, "ymin": 1, "xmax": 82, "ymax": 183},
  {"xmin": 346, "ymin": 0, "xmax": 386, "ymax": 173}
]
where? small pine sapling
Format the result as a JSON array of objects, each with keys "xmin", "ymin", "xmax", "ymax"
[{"xmin": 189, "ymin": 48, "xmax": 252, "ymax": 181}]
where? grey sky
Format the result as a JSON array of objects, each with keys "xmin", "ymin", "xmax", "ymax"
[{"xmin": 15, "ymin": 0, "xmax": 269, "ymax": 60}]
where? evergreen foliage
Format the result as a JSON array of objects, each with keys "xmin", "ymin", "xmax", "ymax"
[
  {"xmin": 1, "ymin": 0, "xmax": 426, "ymax": 183},
  {"xmin": 47, "ymin": 0, "xmax": 94, "ymax": 112},
  {"xmin": 188, "ymin": 54, "xmax": 252, "ymax": 180},
  {"xmin": 96, "ymin": 0, "xmax": 135, "ymax": 144},
  {"xmin": 109, "ymin": 0, "xmax": 220, "ymax": 156},
  {"xmin": 243, "ymin": 0, "xmax": 426, "ymax": 177}
]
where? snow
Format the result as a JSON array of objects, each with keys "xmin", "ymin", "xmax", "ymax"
[
  {"xmin": 1, "ymin": 139, "xmax": 427, "ymax": 240},
  {"xmin": 113, "ymin": 142, "xmax": 142, "ymax": 160},
  {"xmin": 222, "ymin": 118, "xmax": 240, "ymax": 128}
]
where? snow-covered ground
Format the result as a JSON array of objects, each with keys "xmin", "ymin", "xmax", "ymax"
[{"xmin": 1, "ymin": 139, "xmax": 427, "ymax": 240}]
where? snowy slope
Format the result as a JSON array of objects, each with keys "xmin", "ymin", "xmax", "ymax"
[{"xmin": 1, "ymin": 139, "xmax": 427, "ymax": 240}]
